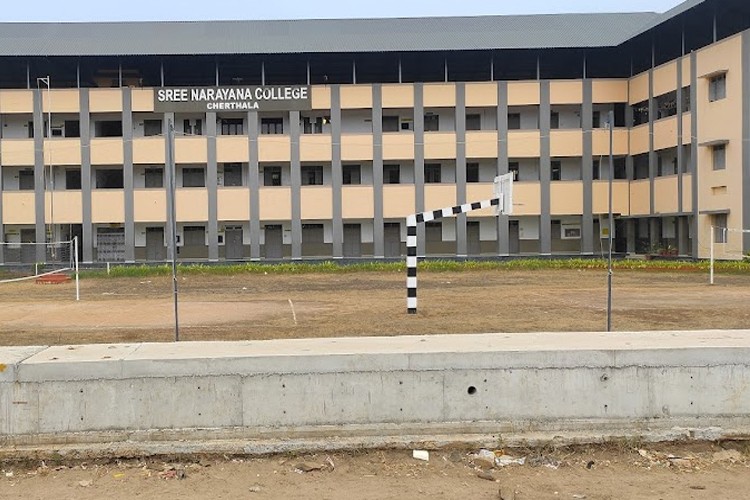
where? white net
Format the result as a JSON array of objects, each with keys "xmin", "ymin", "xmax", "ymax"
[{"xmin": 0, "ymin": 239, "xmax": 77, "ymax": 284}]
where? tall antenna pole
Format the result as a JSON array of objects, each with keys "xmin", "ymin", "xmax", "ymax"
[
  {"xmin": 166, "ymin": 119, "xmax": 180, "ymax": 341},
  {"xmin": 607, "ymin": 110, "xmax": 614, "ymax": 332}
]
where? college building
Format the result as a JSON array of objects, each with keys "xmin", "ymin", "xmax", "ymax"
[{"xmin": 0, "ymin": 0, "xmax": 749, "ymax": 264}]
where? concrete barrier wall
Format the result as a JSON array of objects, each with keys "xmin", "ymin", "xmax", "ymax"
[{"xmin": 2, "ymin": 330, "xmax": 750, "ymax": 456}]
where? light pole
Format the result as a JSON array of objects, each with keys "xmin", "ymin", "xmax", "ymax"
[
  {"xmin": 607, "ymin": 110, "xmax": 614, "ymax": 332},
  {"xmin": 37, "ymin": 76, "xmax": 54, "ymax": 245}
]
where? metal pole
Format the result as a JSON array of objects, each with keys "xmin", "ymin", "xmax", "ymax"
[
  {"xmin": 607, "ymin": 110, "xmax": 614, "ymax": 332},
  {"xmin": 74, "ymin": 236, "xmax": 80, "ymax": 301},
  {"xmin": 166, "ymin": 119, "xmax": 180, "ymax": 341},
  {"xmin": 710, "ymin": 225, "xmax": 715, "ymax": 285}
]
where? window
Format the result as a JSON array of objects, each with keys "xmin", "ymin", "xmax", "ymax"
[
  {"xmin": 96, "ymin": 169, "xmax": 124, "ymax": 189},
  {"xmin": 221, "ymin": 118, "xmax": 244, "ymax": 135},
  {"xmin": 424, "ymin": 163, "xmax": 441, "ymax": 183},
  {"xmin": 466, "ymin": 163, "xmax": 479, "ymax": 183},
  {"xmin": 384, "ymin": 164, "xmax": 400, "ymax": 184},
  {"xmin": 631, "ymin": 101, "xmax": 649, "ymax": 126},
  {"xmin": 592, "ymin": 111, "xmax": 601, "ymax": 129},
  {"xmin": 302, "ymin": 116, "xmax": 328, "ymax": 134},
  {"xmin": 223, "ymin": 163, "xmax": 243, "ymax": 187},
  {"xmin": 95, "ymin": 121, "xmax": 123, "ymax": 137},
  {"xmin": 709, "ymin": 73, "xmax": 726, "ymax": 102},
  {"xmin": 264, "ymin": 166, "xmax": 282, "ymax": 186},
  {"xmin": 64, "ymin": 120, "xmax": 80, "ymax": 138},
  {"xmin": 713, "ymin": 214, "xmax": 727, "ymax": 243},
  {"xmin": 509, "ymin": 162, "xmax": 519, "ymax": 181},
  {"xmin": 27, "ymin": 121, "xmax": 35, "ymax": 139},
  {"xmin": 301, "ymin": 165, "xmax": 323, "ymax": 186},
  {"xmin": 260, "ymin": 118, "xmax": 283, "ymax": 135},
  {"xmin": 424, "ymin": 114, "xmax": 439, "ymax": 132},
  {"xmin": 183, "ymin": 226, "xmax": 205, "ymax": 246},
  {"xmin": 712, "ymin": 144, "xmax": 726, "ymax": 171},
  {"xmin": 302, "ymin": 224, "xmax": 325, "ymax": 244},
  {"xmin": 144, "ymin": 119, "xmax": 162, "ymax": 137},
  {"xmin": 681, "ymin": 86, "xmax": 691, "ymax": 113},
  {"xmin": 343, "ymin": 164, "xmax": 361, "ymax": 185},
  {"xmin": 551, "ymin": 161, "xmax": 561, "ymax": 181},
  {"xmin": 466, "ymin": 114, "xmax": 481, "ymax": 131},
  {"xmin": 19, "ymin": 169, "xmax": 34, "ymax": 190},
  {"xmin": 182, "ymin": 167, "xmax": 205, "ymax": 187},
  {"xmin": 184, "ymin": 119, "xmax": 203, "ymax": 136},
  {"xmin": 508, "ymin": 113, "xmax": 521, "ymax": 130},
  {"xmin": 655, "ymin": 91, "xmax": 678, "ymax": 119},
  {"xmin": 65, "ymin": 169, "xmax": 81, "ymax": 190},
  {"xmin": 593, "ymin": 160, "xmax": 600, "ymax": 180},
  {"xmin": 550, "ymin": 112, "xmax": 560, "ymax": 130},
  {"xmin": 145, "ymin": 167, "xmax": 163, "ymax": 188},
  {"xmin": 382, "ymin": 116, "xmax": 400, "ymax": 132}
]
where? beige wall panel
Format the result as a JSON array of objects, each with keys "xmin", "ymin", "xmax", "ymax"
[
  {"xmin": 45, "ymin": 139, "xmax": 82, "ymax": 165},
  {"xmin": 550, "ymin": 182, "xmax": 583, "ymax": 215},
  {"xmin": 133, "ymin": 137, "xmax": 165, "ymax": 164},
  {"xmin": 424, "ymin": 132, "xmax": 456, "ymax": 159},
  {"xmin": 0, "ymin": 90, "xmax": 33, "ymax": 113},
  {"xmin": 591, "ymin": 80, "xmax": 628, "ymax": 103},
  {"xmin": 592, "ymin": 181, "xmax": 630, "ymax": 216},
  {"xmin": 629, "ymin": 180, "xmax": 651, "ymax": 216},
  {"xmin": 311, "ymin": 86, "xmax": 331, "ymax": 110},
  {"xmin": 629, "ymin": 125, "xmax": 650, "ymax": 155},
  {"xmin": 258, "ymin": 136, "xmax": 291, "ymax": 163},
  {"xmin": 1, "ymin": 140, "xmax": 35, "ymax": 166},
  {"xmin": 549, "ymin": 80, "xmax": 582, "ymax": 104},
  {"xmin": 550, "ymin": 130, "xmax": 583, "ymax": 157},
  {"xmin": 381, "ymin": 84, "xmax": 414, "ymax": 108},
  {"xmin": 217, "ymin": 136, "xmax": 250, "ymax": 163},
  {"xmin": 507, "ymin": 131, "xmax": 541, "ymax": 157},
  {"xmin": 131, "ymin": 89, "xmax": 155, "ymax": 112},
  {"xmin": 382, "ymin": 133, "xmax": 415, "ymax": 160},
  {"xmin": 300, "ymin": 187, "xmax": 333, "ymax": 220},
  {"xmin": 592, "ymin": 129, "xmax": 629, "ymax": 156},
  {"xmin": 340, "ymin": 85, "xmax": 373, "ymax": 109},
  {"xmin": 465, "ymin": 82, "xmax": 498, "ymax": 107},
  {"xmin": 465, "ymin": 183, "xmax": 496, "ymax": 216},
  {"xmin": 258, "ymin": 188, "xmax": 292, "ymax": 220},
  {"xmin": 89, "ymin": 89, "xmax": 123, "ymax": 113},
  {"xmin": 342, "ymin": 187, "xmax": 375, "ymax": 219},
  {"xmin": 466, "ymin": 131, "xmax": 498, "ymax": 158},
  {"xmin": 423, "ymin": 83, "xmax": 456, "ymax": 107},
  {"xmin": 217, "ymin": 188, "xmax": 251, "ymax": 221},
  {"xmin": 424, "ymin": 185, "xmax": 457, "ymax": 211},
  {"xmin": 134, "ymin": 190, "xmax": 167, "ymax": 223},
  {"xmin": 629, "ymin": 72, "xmax": 649, "ymax": 104},
  {"xmin": 382, "ymin": 185, "xmax": 416, "ymax": 218},
  {"xmin": 682, "ymin": 174, "xmax": 692, "ymax": 212},
  {"xmin": 341, "ymin": 134, "xmax": 374, "ymax": 161},
  {"xmin": 43, "ymin": 90, "xmax": 80, "ymax": 113},
  {"xmin": 92, "ymin": 190, "xmax": 125, "ymax": 223},
  {"xmin": 47, "ymin": 191, "xmax": 82, "ymax": 224},
  {"xmin": 507, "ymin": 82, "xmax": 540, "ymax": 105},
  {"xmin": 652, "ymin": 62, "xmax": 678, "ymax": 97},
  {"xmin": 175, "ymin": 189, "xmax": 208, "ymax": 222},
  {"xmin": 653, "ymin": 116, "xmax": 678, "ymax": 151},
  {"xmin": 2, "ymin": 192, "xmax": 36, "ymax": 224},
  {"xmin": 512, "ymin": 183, "xmax": 541, "ymax": 215},
  {"xmin": 90, "ymin": 138, "xmax": 124, "ymax": 165},
  {"xmin": 175, "ymin": 137, "xmax": 208, "ymax": 164},
  {"xmin": 300, "ymin": 135, "xmax": 332, "ymax": 162},
  {"xmin": 653, "ymin": 176, "xmax": 680, "ymax": 215}
]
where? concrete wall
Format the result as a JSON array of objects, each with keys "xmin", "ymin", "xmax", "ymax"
[{"xmin": 2, "ymin": 330, "xmax": 750, "ymax": 457}]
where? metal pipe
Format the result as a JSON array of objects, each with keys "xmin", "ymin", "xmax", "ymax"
[
  {"xmin": 166, "ymin": 119, "xmax": 180, "ymax": 341},
  {"xmin": 607, "ymin": 110, "xmax": 614, "ymax": 332}
]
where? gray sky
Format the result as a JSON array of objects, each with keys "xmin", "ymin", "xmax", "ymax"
[{"xmin": 1, "ymin": 0, "xmax": 686, "ymax": 22}]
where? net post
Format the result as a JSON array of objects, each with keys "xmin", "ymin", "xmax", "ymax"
[
  {"xmin": 74, "ymin": 236, "xmax": 80, "ymax": 301},
  {"xmin": 710, "ymin": 226, "xmax": 715, "ymax": 285}
]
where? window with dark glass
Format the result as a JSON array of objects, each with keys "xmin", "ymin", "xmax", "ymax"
[
  {"xmin": 509, "ymin": 162, "xmax": 519, "ymax": 181},
  {"xmin": 223, "ymin": 163, "xmax": 243, "ymax": 187},
  {"xmin": 466, "ymin": 114, "xmax": 481, "ymax": 131},
  {"xmin": 424, "ymin": 163, "xmax": 441, "ymax": 183},
  {"xmin": 64, "ymin": 120, "xmax": 80, "ymax": 138},
  {"xmin": 95, "ymin": 121, "xmax": 123, "ymax": 137},
  {"xmin": 709, "ymin": 73, "xmax": 726, "ymax": 102},
  {"xmin": 712, "ymin": 144, "xmax": 726, "ymax": 171},
  {"xmin": 301, "ymin": 165, "xmax": 323, "ymax": 186},
  {"xmin": 384, "ymin": 164, "xmax": 400, "ymax": 184},
  {"xmin": 382, "ymin": 116, "xmax": 400, "ymax": 132},
  {"xmin": 221, "ymin": 118, "xmax": 244, "ymax": 135},
  {"xmin": 144, "ymin": 119, "xmax": 162, "ymax": 137},
  {"xmin": 145, "ymin": 167, "xmax": 163, "ymax": 188},
  {"xmin": 508, "ymin": 113, "xmax": 521, "ymax": 130},
  {"xmin": 65, "ymin": 169, "xmax": 81, "ymax": 190},
  {"xmin": 96, "ymin": 169, "xmax": 124, "ymax": 189},
  {"xmin": 550, "ymin": 112, "xmax": 560, "ymax": 130},
  {"xmin": 466, "ymin": 163, "xmax": 479, "ymax": 183},
  {"xmin": 182, "ymin": 167, "xmax": 205, "ymax": 187},
  {"xmin": 264, "ymin": 166, "xmax": 282, "ymax": 186},
  {"xmin": 551, "ymin": 161, "xmax": 562, "ymax": 181},
  {"xmin": 343, "ymin": 165, "xmax": 361, "ymax": 185},
  {"xmin": 681, "ymin": 86, "xmax": 691, "ymax": 113},
  {"xmin": 424, "ymin": 114, "xmax": 439, "ymax": 132},
  {"xmin": 19, "ymin": 169, "xmax": 34, "ymax": 190},
  {"xmin": 631, "ymin": 100, "xmax": 649, "ymax": 126},
  {"xmin": 261, "ymin": 118, "xmax": 283, "ymax": 135}
]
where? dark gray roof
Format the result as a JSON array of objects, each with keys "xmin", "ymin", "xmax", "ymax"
[{"xmin": 0, "ymin": 1, "xmax": 705, "ymax": 57}]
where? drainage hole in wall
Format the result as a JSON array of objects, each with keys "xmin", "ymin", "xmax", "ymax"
[
  {"xmin": 282, "ymin": 384, "xmax": 286, "ymax": 389},
  {"xmin": 467, "ymin": 386, "xmax": 477, "ymax": 395}
]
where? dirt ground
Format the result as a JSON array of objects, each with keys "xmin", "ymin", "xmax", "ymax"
[{"xmin": 1, "ymin": 268, "xmax": 749, "ymax": 346}]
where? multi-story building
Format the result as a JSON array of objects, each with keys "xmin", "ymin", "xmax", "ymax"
[{"xmin": 0, "ymin": 0, "xmax": 748, "ymax": 264}]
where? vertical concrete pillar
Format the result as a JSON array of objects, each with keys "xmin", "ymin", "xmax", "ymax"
[
  {"xmin": 372, "ymin": 85, "xmax": 385, "ymax": 258},
  {"xmin": 455, "ymin": 83, "xmax": 467, "ymax": 257},
  {"xmin": 539, "ymin": 81, "xmax": 552, "ymax": 255},
  {"xmin": 331, "ymin": 85, "xmax": 343, "ymax": 258},
  {"xmin": 33, "ymin": 89, "xmax": 46, "ymax": 263},
  {"xmin": 163, "ymin": 113, "xmax": 176, "ymax": 261},
  {"xmin": 206, "ymin": 112, "xmax": 219, "ymax": 261},
  {"xmin": 414, "ymin": 84, "xmax": 425, "ymax": 257},
  {"xmin": 248, "ymin": 111, "xmax": 261, "ymax": 260},
  {"xmin": 122, "ymin": 89, "xmax": 135, "ymax": 263},
  {"xmin": 581, "ymin": 78, "xmax": 594, "ymax": 255},
  {"xmin": 648, "ymin": 69, "xmax": 656, "ymax": 217},
  {"xmin": 677, "ymin": 58, "xmax": 684, "ymax": 214},
  {"xmin": 80, "ymin": 90, "xmax": 93, "ymax": 263},
  {"xmin": 690, "ymin": 52, "xmax": 699, "ymax": 259},
  {"xmin": 290, "ymin": 110, "xmax": 302, "ymax": 259},
  {"xmin": 497, "ymin": 81, "xmax": 510, "ymax": 256}
]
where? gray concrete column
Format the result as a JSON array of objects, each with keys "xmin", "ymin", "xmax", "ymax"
[
  {"xmin": 497, "ymin": 81, "xmax": 510, "ymax": 256},
  {"xmin": 677, "ymin": 58, "xmax": 684, "ymax": 214},
  {"xmin": 290, "ymin": 110, "xmax": 302, "ymax": 259},
  {"xmin": 539, "ymin": 81, "xmax": 552, "ymax": 255},
  {"xmin": 163, "ymin": 113, "xmax": 176, "ymax": 261},
  {"xmin": 80, "ymin": 90, "xmax": 93, "ymax": 263},
  {"xmin": 372, "ymin": 85, "xmax": 384, "ymax": 258},
  {"xmin": 742, "ymin": 32, "xmax": 750, "ymax": 255},
  {"xmin": 625, "ymin": 102, "xmax": 634, "ymax": 181},
  {"xmin": 206, "ymin": 112, "xmax": 219, "ymax": 261},
  {"xmin": 331, "ymin": 85, "xmax": 343, "ymax": 258},
  {"xmin": 690, "ymin": 52, "xmax": 699, "ymax": 259},
  {"xmin": 581, "ymin": 78, "xmax": 594, "ymax": 254},
  {"xmin": 248, "ymin": 111, "xmax": 261, "ymax": 260},
  {"xmin": 455, "ymin": 83, "xmax": 467, "ymax": 257},
  {"xmin": 122, "ymin": 89, "xmax": 135, "ymax": 263},
  {"xmin": 33, "ymin": 89, "xmax": 45, "ymax": 263},
  {"xmin": 414, "ymin": 84, "xmax": 425, "ymax": 257},
  {"xmin": 648, "ymin": 69, "xmax": 656, "ymax": 216}
]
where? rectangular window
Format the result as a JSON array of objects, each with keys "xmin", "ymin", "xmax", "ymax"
[
  {"xmin": 143, "ymin": 119, "xmax": 162, "ymax": 137},
  {"xmin": 713, "ymin": 214, "xmax": 728, "ymax": 243},
  {"xmin": 424, "ymin": 114, "xmax": 439, "ymax": 132},
  {"xmin": 19, "ymin": 169, "xmax": 34, "ymax": 190},
  {"xmin": 712, "ymin": 144, "xmax": 726, "ymax": 171},
  {"xmin": 384, "ymin": 164, "xmax": 400, "ymax": 184},
  {"xmin": 301, "ymin": 165, "xmax": 323, "ymax": 186},
  {"xmin": 424, "ymin": 163, "xmax": 441, "ymax": 183},
  {"xmin": 656, "ymin": 90, "xmax": 678, "ymax": 119},
  {"xmin": 550, "ymin": 112, "xmax": 560, "ymax": 130},
  {"xmin": 95, "ymin": 169, "xmax": 124, "ymax": 189},
  {"xmin": 65, "ymin": 169, "xmax": 81, "ymax": 190},
  {"xmin": 709, "ymin": 73, "xmax": 726, "ymax": 102},
  {"xmin": 95, "ymin": 121, "xmax": 123, "ymax": 137},
  {"xmin": 145, "ymin": 167, "xmax": 163, "ymax": 188},
  {"xmin": 466, "ymin": 163, "xmax": 479, "ymax": 183},
  {"xmin": 593, "ymin": 160, "xmax": 600, "ymax": 181},
  {"xmin": 382, "ymin": 116, "xmax": 399, "ymax": 132},
  {"xmin": 260, "ymin": 117, "xmax": 283, "ymax": 135},
  {"xmin": 302, "ymin": 116, "xmax": 328, "ymax": 134},
  {"xmin": 27, "ymin": 121, "xmax": 35, "ymax": 139},
  {"xmin": 592, "ymin": 111, "xmax": 601, "ymax": 129},
  {"xmin": 183, "ymin": 226, "xmax": 205, "ymax": 247},
  {"xmin": 221, "ymin": 118, "xmax": 244, "ymax": 136},
  {"xmin": 681, "ymin": 86, "xmax": 691, "ymax": 113},
  {"xmin": 64, "ymin": 120, "xmax": 80, "ymax": 138},
  {"xmin": 551, "ymin": 161, "xmax": 562, "ymax": 181},
  {"xmin": 182, "ymin": 167, "xmax": 205, "ymax": 187},
  {"xmin": 508, "ymin": 113, "xmax": 521, "ymax": 130},
  {"xmin": 466, "ymin": 114, "xmax": 481, "ymax": 131},
  {"xmin": 509, "ymin": 162, "xmax": 519, "ymax": 181},
  {"xmin": 631, "ymin": 101, "xmax": 649, "ymax": 126},
  {"xmin": 264, "ymin": 166, "xmax": 282, "ymax": 186},
  {"xmin": 343, "ymin": 164, "xmax": 361, "ymax": 185},
  {"xmin": 223, "ymin": 163, "xmax": 243, "ymax": 187}
]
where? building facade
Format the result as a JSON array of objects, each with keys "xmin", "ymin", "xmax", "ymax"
[{"xmin": 0, "ymin": 0, "xmax": 749, "ymax": 264}]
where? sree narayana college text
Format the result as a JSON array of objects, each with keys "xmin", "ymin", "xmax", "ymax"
[{"xmin": 156, "ymin": 86, "xmax": 310, "ymax": 111}]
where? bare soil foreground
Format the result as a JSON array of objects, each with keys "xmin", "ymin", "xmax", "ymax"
[
  {"xmin": 1, "ymin": 443, "xmax": 750, "ymax": 500},
  {"xmin": 1, "ymin": 268, "xmax": 749, "ymax": 345}
]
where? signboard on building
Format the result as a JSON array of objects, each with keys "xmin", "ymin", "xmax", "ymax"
[{"xmin": 154, "ymin": 86, "xmax": 312, "ymax": 112}]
